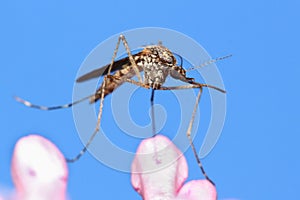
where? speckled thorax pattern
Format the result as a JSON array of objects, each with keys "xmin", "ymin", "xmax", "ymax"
[{"xmin": 136, "ymin": 45, "xmax": 177, "ymax": 89}]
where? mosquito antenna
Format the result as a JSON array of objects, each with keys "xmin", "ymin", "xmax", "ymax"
[
  {"xmin": 14, "ymin": 94, "xmax": 95, "ymax": 111},
  {"xmin": 150, "ymin": 89, "xmax": 156, "ymax": 136},
  {"xmin": 187, "ymin": 54, "xmax": 232, "ymax": 71}
]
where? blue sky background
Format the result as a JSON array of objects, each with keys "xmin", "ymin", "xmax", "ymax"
[{"xmin": 1, "ymin": 1, "xmax": 300, "ymax": 199}]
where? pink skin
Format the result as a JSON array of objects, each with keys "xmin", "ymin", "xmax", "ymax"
[
  {"xmin": 11, "ymin": 135, "xmax": 68, "ymax": 200},
  {"xmin": 131, "ymin": 135, "xmax": 217, "ymax": 200}
]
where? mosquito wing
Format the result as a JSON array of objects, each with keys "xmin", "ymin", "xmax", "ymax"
[{"xmin": 76, "ymin": 52, "xmax": 141, "ymax": 82}]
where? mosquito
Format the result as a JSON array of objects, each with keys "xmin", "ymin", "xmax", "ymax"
[{"xmin": 15, "ymin": 34, "xmax": 231, "ymax": 186}]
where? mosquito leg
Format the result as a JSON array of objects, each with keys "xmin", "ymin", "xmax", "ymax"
[
  {"xmin": 107, "ymin": 34, "xmax": 142, "ymax": 83},
  {"xmin": 159, "ymin": 83, "xmax": 226, "ymax": 93},
  {"xmin": 14, "ymin": 94, "xmax": 94, "ymax": 111},
  {"xmin": 187, "ymin": 87, "xmax": 215, "ymax": 185},
  {"xmin": 157, "ymin": 84, "xmax": 218, "ymax": 185},
  {"xmin": 66, "ymin": 75, "xmax": 108, "ymax": 162},
  {"xmin": 118, "ymin": 34, "xmax": 143, "ymax": 83},
  {"xmin": 191, "ymin": 82, "xmax": 226, "ymax": 93},
  {"xmin": 150, "ymin": 89, "xmax": 156, "ymax": 136},
  {"xmin": 67, "ymin": 35, "xmax": 141, "ymax": 162},
  {"xmin": 106, "ymin": 75, "xmax": 150, "ymax": 89},
  {"xmin": 67, "ymin": 75, "xmax": 152, "ymax": 162},
  {"xmin": 107, "ymin": 36, "xmax": 123, "ymax": 75}
]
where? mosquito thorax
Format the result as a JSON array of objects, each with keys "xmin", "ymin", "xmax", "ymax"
[{"xmin": 138, "ymin": 45, "xmax": 177, "ymax": 89}]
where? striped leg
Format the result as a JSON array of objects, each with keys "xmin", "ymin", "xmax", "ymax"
[
  {"xmin": 158, "ymin": 83, "xmax": 225, "ymax": 186},
  {"xmin": 14, "ymin": 95, "xmax": 94, "ymax": 111},
  {"xmin": 66, "ymin": 34, "xmax": 144, "ymax": 162}
]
